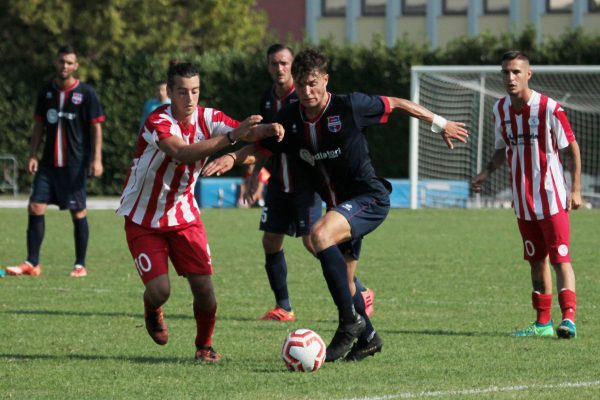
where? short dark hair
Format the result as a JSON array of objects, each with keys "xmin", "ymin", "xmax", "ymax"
[
  {"xmin": 266, "ymin": 43, "xmax": 294, "ymax": 58},
  {"xmin": 57, "ymin": 45, "xmax": 77, "ymax": 57},
  {"xmin": 167, "ymin": 60, "xmax": 200, "ymax": 89},
  {"xmin": 501, "ymin": 50, "xmax": 529, "ymax": 63},
  {"xmin": 291, "ymin": 48, "xmax": 328, "ymax": 82}
]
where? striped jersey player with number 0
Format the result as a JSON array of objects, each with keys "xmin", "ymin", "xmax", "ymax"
[
  {"xmin": 117, "ymin": 60, "xmax": 283, "ymax": 362},
  {"xmin": 472, "ymin": 50, "xmax": 582, "ymax": 339}
]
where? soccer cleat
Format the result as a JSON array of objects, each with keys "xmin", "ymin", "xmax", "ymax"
[
  {"xmin": 325, "ymin": 315, "xmax": 366, "ymax": 362},
  {"xmin": 511, "ymin": 321, "xmax": 555, "ymax": 337},
  {"xmin": 195, "ymin": 346, "xmax": 221, "ymax": 363},
  {"xmin": 361, "ymin": 288, "xmax": 375, "ymax": 318},
  {"xmin": 259, "ymin": 306, "xmax": 296, "ymax": 322},
  {"xmin": 144, "ymin": 307, "xmax": 168, "ymax": 345},
  {"xmin": 70, "ymin": 265, "xmax": 87, "ymax": 277},
  {"xmin": 556, "ymin": 319, "xmax": 577, "ymax": 339},
  {"xmin": 5, "ymin": 262, "xmax": 42, "ymax": 276},
  {"xmin": 344, "ymin": 332, "xmax": 383, "ymax": 362}
]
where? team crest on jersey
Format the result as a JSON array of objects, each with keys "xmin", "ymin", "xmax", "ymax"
[
  {"xmin": 528, "ymin": 117, "xmax": 539, "ymax": 127},
  {"xmin": 327, "ymin": 115, "xmax": 342, "ymax": 132},
  {"xmin": 265, "ymin": 101, "xmax": 271, "ymax": 109},
  {"xmin": 292, "ymin": 124, "xmax": 297, "ymax": 133},
  {"xmin": 72, "ymin": 92, "xmax": 83, "ymax": 105},
  {"xmin": 46, "ymin": 92, "xmax": 53, "ymax": 99},
  {"xmin": 290, "ymin": 98, "xmax": 298, "ymax": 104}
]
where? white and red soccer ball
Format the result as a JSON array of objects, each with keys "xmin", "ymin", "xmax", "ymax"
[{"xmin": 281, "ymin": 329, "xmax": 326, "ymax": 372}]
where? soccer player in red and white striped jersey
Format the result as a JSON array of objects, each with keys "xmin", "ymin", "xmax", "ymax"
[
  {"xmin": 117, "ymin": 61, "xmax": 283, "ymax": 361},
  {"xmin": 472, "ymin": 51, "xmax": 582, "ymax": 339}
]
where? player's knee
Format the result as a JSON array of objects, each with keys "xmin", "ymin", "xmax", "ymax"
[
  {"xmin": 262, "ymin": 233, "xmax": 283, "ymax": 253},
  {"xmin": 310, "ymin": 225, "xmax": 332, "ymax": 251}
]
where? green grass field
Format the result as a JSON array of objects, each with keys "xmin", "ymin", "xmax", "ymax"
[{"xmin": 1, "ymin": 207, "xmax": 599, "ymax": 400}]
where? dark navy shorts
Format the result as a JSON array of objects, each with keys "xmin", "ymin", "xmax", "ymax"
[
  {"xmin": 30, "ymin": 165, "xmax": 87, "ymax": 210},
  {"xmin": 331, "ymin": 193, "xmax": 390, "ymax": 242},
  {"xmin": 259, "ymin": 187, "xmax": 322, "ymax": 237}
]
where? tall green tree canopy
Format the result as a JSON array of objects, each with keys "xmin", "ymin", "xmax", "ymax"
[{"xmin": 0, "ymin": 0, "xmax": 267, "ymax": 80}]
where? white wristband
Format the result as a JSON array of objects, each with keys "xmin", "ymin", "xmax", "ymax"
[{"xmin": 431, "ymin": 114, "xmax": 447, "ymax": 134}]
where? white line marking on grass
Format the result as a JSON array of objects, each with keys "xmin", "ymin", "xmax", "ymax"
[{"xmin": 345, "ymin": 380, "xmax": 600, "ymax": 400}]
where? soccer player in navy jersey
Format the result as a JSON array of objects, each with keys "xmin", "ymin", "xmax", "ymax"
[
  {"xmin": 203, "ymin": 44, "xmax": 375, "ymax": 322},
  {"xmin": 5, "ymin": 45, "xmax": 104, "ymax": 278},
  {"xmin": 472, "ymin": 51, "xmax": 581, "ymax": 339},
  {"xmin": 207, "ymin": 48, "xmax": 468, "ymax": 362}
]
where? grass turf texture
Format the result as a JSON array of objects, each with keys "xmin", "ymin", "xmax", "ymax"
[{"xmin": 1, "ymin": 207, "xmax": 599, "ymax": 399}]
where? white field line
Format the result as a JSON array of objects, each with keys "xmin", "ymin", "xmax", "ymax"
[{"xmin": 344, "ymin": 380, "xmax": 600, "ymax": 400}]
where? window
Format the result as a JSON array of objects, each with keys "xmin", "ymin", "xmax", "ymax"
[
  {"xmin": 547, "ymin": 0, "xmax": 573, "ymax": 13},
  {"xmin": 322, "ymin": 0, "xmax": 346, "ymax": 16},
  {"xmin": 590, "ymin": 0, "xmax": 600, "ymax": 12},
  {"xmin": 443, "ymin": 0, "xmax": 468, "ymax": 15},
  {"xmin": 484, "ymin": 0, "xmax": 510, "ymax": 14},
  {"xmin": 362, "ymin": 0, "xmax": 387, "ymax": 16},
  {"xmin": 402, "ymin": 0, "xmax": 426, "ymax": 15}
]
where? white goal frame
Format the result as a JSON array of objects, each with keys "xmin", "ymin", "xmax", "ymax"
[{"xmin": 409, "ymin": 65, "xmax": 600, "ymax": 209}]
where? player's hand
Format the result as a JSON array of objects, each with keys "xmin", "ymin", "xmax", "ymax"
[
  {"xmin": 471, "ymin": 171, "xmax": 487, "ymax": 193},
  {"xmin": 441, "ymin": 121, "xmax": 468, "ymax": 149},
  {"xmin": 245, "ymin": 123, "xmax": 285, "ymax": 142},
  {"xmin": 89, "ymin": 159, "xmax": 103, "ymax": 177},
  {"xmin": 232, "ymin": 115, "xmax": 263, "ymax": 142},
  {"xmin": 568, "ymin": 190, "xmax": 582, "ymax": 210},
  {"xmin": 202, "ymin": 154, "xmax": 235, "ymax": 177},
  {"xmin": 27, "ymin": 157, "xmax": 38, "ymax": 175}
]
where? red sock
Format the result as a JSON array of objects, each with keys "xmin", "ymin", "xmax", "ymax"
[
  {"xmin": 532, "ymin": 292, "xmax": 552, "ymax": 324},
  {"xmin": 558, "ymin": 289, "xmax": 576, "ymax": 322},
  {"xmin": 194, "ymin": 303, "xmax": 217, "ymax": 348}
]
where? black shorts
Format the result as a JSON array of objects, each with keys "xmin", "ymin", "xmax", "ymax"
[
  {"xmin": 259, "ymin": 187, "xmax": 322, "ymax": 237},
  {"xmin": 30, "ymin": 164, "xmax": 87, "ymax": 210},
  {"xmin": 331, "ymin": 193, "xmax": 390, "ymax": 240}
]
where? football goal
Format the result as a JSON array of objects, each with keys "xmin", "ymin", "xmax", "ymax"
[{"xmin": 409, "ymin": 65, "xmax": 600, "ymax": 209}]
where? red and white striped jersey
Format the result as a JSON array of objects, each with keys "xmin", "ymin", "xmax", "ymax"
[
  {"xmin": 493, "ymin": 90, "xmax": 576, "ymax": 221},
  {"xmin": 117, "ymin": 104, "xmax": 239, "ymax": 229}
]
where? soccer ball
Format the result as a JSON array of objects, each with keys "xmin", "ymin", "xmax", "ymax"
[{"xmin": 281, "ymin": 329, "xmax": 326, "ymax": 372}]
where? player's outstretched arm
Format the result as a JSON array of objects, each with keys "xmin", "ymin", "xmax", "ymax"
[
  {"xmin": 202, "ymin": 144, "xmax": 266, "ymax": 177},
  {"xmin": 243, "ymin": 122, "xmax": 285, "ymax": 143},
  {"xmin": 471, "ymin": 149, "xmax": 505, "ymax": 193},
  {"xmin": 387, "ymin": 96, "xmax": 468, "ymax": 149}
]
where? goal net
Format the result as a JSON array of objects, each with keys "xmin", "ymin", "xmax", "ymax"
[{"xmin": 409, "ymin": 65, "xmax": 600, "ymax": 209}]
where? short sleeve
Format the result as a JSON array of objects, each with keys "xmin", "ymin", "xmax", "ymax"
[
  {"xmin": 349, "ymin": 92, "xmax": 391, "ymax": 129},
  {"xmin": 86, "ymin": 86, "xmax": 105, "ymax": 124},
  {"xmin": 33, "ymin": 88, "xmax": 46, "ymax": 123},
  {"xmin": 551, "ymin": 103, "xmax": 575, "ymax": 149}
]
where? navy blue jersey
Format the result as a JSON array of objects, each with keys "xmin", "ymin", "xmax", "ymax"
[
  {"xmin": 260, "ymin": 92, "xmax": 392, "ymax": 207},
  {"xmin": 34, "ymin": 79, "xmax": 105, "ymax": 168},
  {"xmin": 259, "ymin": 85, "xmax": 311, "ymax": 193}
]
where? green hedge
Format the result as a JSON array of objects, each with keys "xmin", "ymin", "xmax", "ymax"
[{"xmin": 1, "ymin": 27, "xmax": 599, "ymax": 195}]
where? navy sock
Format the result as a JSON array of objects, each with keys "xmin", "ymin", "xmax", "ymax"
[
  {"xmin": 26, "ymin": 215, "xmax": 45, "ymax": 265},
  {"xmin": 353, "ymin": 290, "xmax": 375, "ymax": 341},
  {"xmin": 354, "ymin": 276, "xmax": 367, "ymax": 293},
  {"xmin": 317, "ymin": 246, "xmax": 355, "ymax": 322},
  {"xmin": 265, "ymin": 250, "xmax": 291, "ymax": 311},
  {"xmin": 73, "ymin": 217, "xmax": 89, "ymax": 266}
]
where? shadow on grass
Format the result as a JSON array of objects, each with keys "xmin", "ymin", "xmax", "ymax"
[
  {"xmin": 382, "ymin": 328, "xmax": 508, "ymax": 338},
  {"xmin": 3, "ymin": 309, "xmax": 284, "ymax": 323},
  {"xmin": 0, "ymin": 352, "xmax": 201, "ymax": 365}
]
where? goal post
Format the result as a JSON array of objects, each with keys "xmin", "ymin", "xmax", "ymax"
[{"xmin": 409, "ymin": 65, "xmax": 600, "ymax": 209}]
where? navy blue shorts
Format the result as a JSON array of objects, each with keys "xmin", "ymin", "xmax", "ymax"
[
  {"xmin": 332, "ymin": 193, "xmax": 390, "ymax": 241},
  {"xmin": 259, "ymin": 187, "xmax": 322, "ymax": 237},
  {"xmin": 30, "ymin": 165, "xmax": 87, "ymax": 210}
]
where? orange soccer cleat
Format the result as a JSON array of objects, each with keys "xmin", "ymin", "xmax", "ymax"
[
  {"xmin": 259, "ymin": 306, "xmax": 296, "ymax": 322},
  {"xmin": 144, "ymin": 307, "xmax": 168, "ymax": 345},
  {"xmin": 70, "ymin": 265, "xmax": 88, "ymax": 277},
  {"xmin": 5, "ymin": 262, "xmax": 42, "ymax": 276}
]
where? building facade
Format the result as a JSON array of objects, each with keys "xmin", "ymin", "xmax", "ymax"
[{"xmin": 257, "ymin": 0, "xmax": 600, "ymax": 48}]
